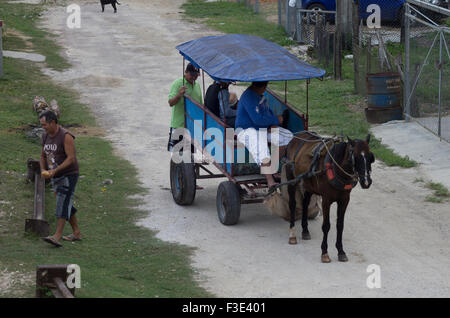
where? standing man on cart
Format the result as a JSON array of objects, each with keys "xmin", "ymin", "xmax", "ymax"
[{"xmin": 167, "ymin": 63, "xmax": 203, "ymax": 151}]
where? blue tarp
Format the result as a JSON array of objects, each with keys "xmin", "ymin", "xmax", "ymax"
[{"xmin": 176, "ymin": 34, "xmax": 326, "ymax": 82}]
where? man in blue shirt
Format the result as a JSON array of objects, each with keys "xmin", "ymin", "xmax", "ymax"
[{"xmin": 235, "ymin": 81, "xmax": 293, "ymax": 188}]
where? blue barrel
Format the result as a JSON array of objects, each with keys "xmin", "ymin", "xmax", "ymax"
[
  {"xmin": 366, "ymin": 73, "xmax": 402, "ymax": 108},
  {"xmin": 365, "ymin": 106, "xmax": 403, "ymax": 124}
]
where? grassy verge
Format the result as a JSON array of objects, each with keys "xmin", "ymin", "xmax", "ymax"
[
  {"xmin": 181, "ymin": 0, "xmax": 416, "ymax": 168},
  {"xmin": 0, "ymin": 2, "xmax": 71, "ymax": 71},
  {"xmin": 424, "ymin": 182, "xmax": 450, "ymax": 203},
  {"xmin": 413, "ymin": 179, "xmax": 450, "ymax": 203},
  {"xmin": 0, "ymin": 3, "xmax": 210, "ymax": 297},
  {"xmin": 181, "ymin": 0, "xmax": 295, "ymax": 46}
]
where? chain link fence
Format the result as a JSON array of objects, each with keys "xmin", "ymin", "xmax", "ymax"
[
  {"xmin": 353, "ymin": 0, "xmax": 449, "ymax": 142},
  {"xmin": 225, "ymin": 0, "xmax": 449, "ymax": 142},
  {"xmin": 296, "ymin": 9, "xmax": 337, "ymax": 45},
  {"xmin": 353, "ymin": 0, "xmax": 405, "ymax": 96},
  {"xmin": 308, "ymin": 15, "xmax": 336, "ymax": 72},
  {"xmin": 354, "ymin": 31, "xmax": 404, "ymax": 96},
  {"xmin": 405, "ymin": 0, "xmax": 450, "ymax": 142}
]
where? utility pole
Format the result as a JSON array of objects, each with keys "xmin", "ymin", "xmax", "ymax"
[
  {"xmin": 341, "ymin": 0, "xmax": 353, "ymax": 48},
  {"xmin": 353, "ymin": 0, "xmax": 360, "ymax": 93},
  {"xmin": 334, "ymin": 0, "xmax": 343, "ymax": 80},
  {"xmin": 0, "ymin": 20, "xmax": 3, "ymax": 78}
]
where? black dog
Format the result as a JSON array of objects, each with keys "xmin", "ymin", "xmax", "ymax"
[{"xmin": 100, "ymin": 0, "xmax": 121, "ymax": 13}]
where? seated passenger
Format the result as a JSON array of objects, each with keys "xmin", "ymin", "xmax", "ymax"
[
  {"xmin": 204, "ymin": 81, "xmax": 221, "ymax": 118},
  {"xmin": 235, "ymin": 81, "xmax": 293, "ymax": 188},
  {"xmin": 204, "ymin": 81, "xmax": 238, "ymax": 127}
]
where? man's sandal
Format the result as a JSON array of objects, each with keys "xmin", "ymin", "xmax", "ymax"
[
  {"xmin": 62, "ymin": 234, "xmax": 82, "ymax": 242},
  {"xmin": 42, "ymin": 236, "xmax": 63, "ymax": 247}
]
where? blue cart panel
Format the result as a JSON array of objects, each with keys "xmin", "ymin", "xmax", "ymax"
[{"xmin": 184, "ymin": 88, "xmax": 306, "ymax": 180}]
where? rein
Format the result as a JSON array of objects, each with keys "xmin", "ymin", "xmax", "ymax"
[
  {"xmin": 269, "ymin": 132, "xmax": 358, "ymax": 194},
  {"xmin": 321, "ymin": 140, "xmax": 357, "ymax": 180},
  {"xmin": 289, "ymin": 132, "xmax": 357, "ymax": 179}
]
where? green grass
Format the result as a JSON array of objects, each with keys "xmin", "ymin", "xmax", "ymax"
[
  {"xmin": 1, "ymin": 33, "xmax": 28, "ymax": 52},
  {"xmin": 444, "ymin": 18, "xmax": 450, "ymax": 27},
  {"xmin": 181, "ymin": 0, "xmax": 295, "ymax": 46},
  {"xmin": 423, "ymin": 182, "xmax": 450, "ymax": 203},
  {"xmin": 426, "ymin": 182, "xmax": 450, "ymax": 197},
  {"xmin": 0, "ymin": 3, "xmax": 210, "ymax": 298},
  {"xmin": 425, "ymin": 196, "xmax": 444, "ymax": 203},
  {"xmin": 182, "ymin": 0, "xmax": 416, "ymax": 168},
  {"xmin": 0, "ymin": 2, "xmax": 71, "ymax": 71}
]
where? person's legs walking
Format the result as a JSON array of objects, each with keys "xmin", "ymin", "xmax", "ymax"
[
  {"xmin": 53, "ymin": 218, "xmax": 66, "ymax": 241},
  {"xmin": 43, "ymin": 175, "xmax": 80, "ymax": 246},
  {"xmin": 68, "ymin": 214, "xmax": 81, "ymax": 239}
]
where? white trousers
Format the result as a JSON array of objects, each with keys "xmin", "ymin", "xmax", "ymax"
[{"xmin": 237, "ymin": 127, "xmax": 293, "ymax": 173}]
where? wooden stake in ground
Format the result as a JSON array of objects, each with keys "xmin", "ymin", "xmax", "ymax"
[
  {"xmin": 376, "ymin": 30, "xmax": 393, "ymax": 72},
  {"xmin": 367, "ymin": 36, "xmax": 372, "ymax": 75}
]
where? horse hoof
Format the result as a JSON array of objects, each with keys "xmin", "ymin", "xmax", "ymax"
[
  {"xmin": 289, "ymin": 237, "xmax": 297, "ymax": 245},
  {"xmin": 321, "ymin": 254, "xmax": 331, "ymax": 263},
  {"xmin": 338, "ymin": 254, "xmax": 348, "ymax": 262},
  {"xmin": 302, "ymin": 232, "xmax": 311, "ymax": 240}
]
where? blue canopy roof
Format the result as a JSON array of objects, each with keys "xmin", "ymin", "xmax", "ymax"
[{"xmin": 176, "ymin": 34, "xmax": 326, "ymax": 82}]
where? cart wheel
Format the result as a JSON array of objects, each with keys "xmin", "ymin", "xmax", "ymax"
[
  {"xmin": 170, "ymin": 160, "xmax": 196, "ymax": 206},
  {"xmin": 216, "ymin": 181, "xmax": 241, "ymax": 225}
]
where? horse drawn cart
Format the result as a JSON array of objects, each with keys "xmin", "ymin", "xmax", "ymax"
[{"xmin": 169, "ymin": 34, "xmax": 325, "ymax": 225}]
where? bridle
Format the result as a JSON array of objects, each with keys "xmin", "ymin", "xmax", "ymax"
[{"xmin": 270, "ymin": 132, "xmax": 360, "ymax": 192}]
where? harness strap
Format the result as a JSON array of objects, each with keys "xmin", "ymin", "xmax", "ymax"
[
  {"xmin": 324, "ymin": 147, "xmax": 358, "ymax": 191},
  {"xmin": 291, "ymin": 133, "xmax": 318, "ymax": 163},
  {"xmin": 308, "ymin": 139, "xmax": 332, "ymax": 174},
  {"xmin": 271, "ymin": 133, "xmax": 329, "ymax": 194},
  {"xmin": 280, "ymin": 133, "xmax": 321, "ymax": 173},
  {"xmin": 270, "ymin": 139, "xmax": 358, "ymax": 194},
  {"xmin": 268, "ymin": 170, "xmax": 320, "ymax": 195}
]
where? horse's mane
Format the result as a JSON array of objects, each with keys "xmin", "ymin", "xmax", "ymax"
[{"xmin": 331, "ymin": 142, "xmax": 348, "ymax": 164}]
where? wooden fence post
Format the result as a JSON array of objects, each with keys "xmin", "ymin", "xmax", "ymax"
[
  {"xmin": 341, "ymin": 0, "xmax": 353, "ymax": 49},
  {"xmin": 353, "ymin": 0, "xmax": 360, "ymax": 93}
]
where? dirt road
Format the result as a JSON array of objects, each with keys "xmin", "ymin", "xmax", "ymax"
[{"xmin": 41, "ymin": 0, "xmax": 449, "ymax": 297}]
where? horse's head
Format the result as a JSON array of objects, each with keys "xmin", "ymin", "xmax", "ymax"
[{"xmin": 348, "ymin": 134, "xmax": 375, "ymax": 189}]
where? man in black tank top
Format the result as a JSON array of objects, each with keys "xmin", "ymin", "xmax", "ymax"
[{"xmin": 39, "ymin": 110, "xmax": 82, "ymax": 247}]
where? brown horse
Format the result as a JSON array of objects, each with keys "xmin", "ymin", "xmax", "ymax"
[{"xmin": 283, "ymin": 131, "xmax": 374, "ymax": 263}]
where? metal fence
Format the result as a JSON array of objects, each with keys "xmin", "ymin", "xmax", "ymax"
[
  {"xmin": 405, "ymin": 0, "xmax": 450, "ymax": 142},
  {"xmin": 354, "ymin": 29, "xmax": 404, "ymax": 96},
  {"xmin": 296, "ymin": 8, "xmax": 336, "ymax": 44},
  {"xmin": 307, "ymin": 14, "xmax": 336, "ymax": 73},
  {"xmin": 352, "ymin": 0, "xmax": 405, "ymax": 95}
]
